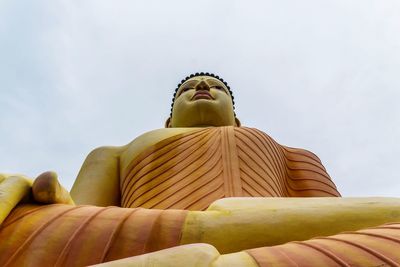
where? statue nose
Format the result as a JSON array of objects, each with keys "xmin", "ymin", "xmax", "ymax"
[{"xmin": 195, "ymin": 81, "xmax": 210, "ymax": 91}]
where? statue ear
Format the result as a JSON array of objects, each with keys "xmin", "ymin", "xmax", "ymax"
[
  {"xmin": 165, "ymin": 117, "xmax": 172, "ymax": 128},
  {"xmin": 235, "ymin": 117, "xmax": 241, "ymax": 127}
]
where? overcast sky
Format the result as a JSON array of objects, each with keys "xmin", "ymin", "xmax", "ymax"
[{"xmin": 1, "ymin": 0, "xmax": 399, "ymax": 197}]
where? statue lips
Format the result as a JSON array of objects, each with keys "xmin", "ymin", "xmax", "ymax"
[{"xmin": 191, "ymin": 91, "xmax": 215, "ymax": 101}]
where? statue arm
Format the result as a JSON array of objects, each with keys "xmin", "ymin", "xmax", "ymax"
[{"xmin": 70, "ymin": 146, "xmax": 122, "ymax": 206}]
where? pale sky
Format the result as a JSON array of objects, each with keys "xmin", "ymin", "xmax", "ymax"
[{"xmin": 1, "ymin": 0, "xmax": 399, "ymax": 196}]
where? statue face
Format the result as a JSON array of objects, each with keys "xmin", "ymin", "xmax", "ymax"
[{"xmin": 169, "ymin": 76, "xmax": 237, "ymax": 127}]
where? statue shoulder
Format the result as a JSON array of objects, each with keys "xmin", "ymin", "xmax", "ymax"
[{"xmin": 236, "ymin": 127, "xmax": 326, "ymax": 166}]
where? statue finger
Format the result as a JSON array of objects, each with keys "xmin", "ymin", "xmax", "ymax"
[{"xmin": 32, "ymin": 171, "xmax": 74, "ymax": 205}]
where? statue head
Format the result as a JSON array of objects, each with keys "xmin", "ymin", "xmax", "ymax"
[{"xmin": 165, "ymin": 72, "xmax": 241, "ymax": 128}]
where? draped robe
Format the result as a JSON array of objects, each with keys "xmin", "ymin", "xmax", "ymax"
[{"xmin": 120, "ymin": 126, "xmax": 340, "ymax": 210}]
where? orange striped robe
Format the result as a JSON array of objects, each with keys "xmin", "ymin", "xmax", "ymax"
[
  {"xmin": 120, "ymin": 126, "xmax": 340, "ymax": 210},
  {"xmin": 247, "ymin": 223, "xmax": 400, "ymax": 266},
  {"xmin": 0, "ymin": 204, "xmax": 187, "ymax": 267}
]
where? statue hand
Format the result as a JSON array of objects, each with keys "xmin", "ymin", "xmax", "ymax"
[
  {"xmin": 0, "ymin": 173, "xmax": 33, "ymax": 224},
  {"xmin": 32, "ymin": 171, "xmax": 74, "ymax": 205},
  {"xmin": 0, "ymin": 172, "xmax": 73, "ymax": 225}
]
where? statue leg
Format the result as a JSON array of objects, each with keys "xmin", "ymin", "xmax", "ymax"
[
  {"xmin": 0, "ymin": 204, "xmax": 187, "ymax": 266},
  {"xmin": 92, "ymin": 222, "xmax": 400, "ymax": 266}
]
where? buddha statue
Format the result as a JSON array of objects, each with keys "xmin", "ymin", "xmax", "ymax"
[
  {"xmin": 70, "ymin": 73, "xmax": 340, "ymax": 209},
  {"xmin": 0, "ymin": 73, "xmax": 399, "ymax": 267}
]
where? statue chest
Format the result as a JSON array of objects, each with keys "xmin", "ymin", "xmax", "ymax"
[{"xmin": 119, "ymin": 127, "xmax": 339, "ymax": 210}]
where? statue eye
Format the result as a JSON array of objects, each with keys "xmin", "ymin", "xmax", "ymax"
[
  {"xmin": 179, "ymin": 87, "xmax": 193, "ymax": 96},
  {"xmin": 211, "ymin": 85, "xmax": 226, "ymax": 93},
  {"xmin": 183, "ymin": 87, "xmax": 194, "ymax": 92}
]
